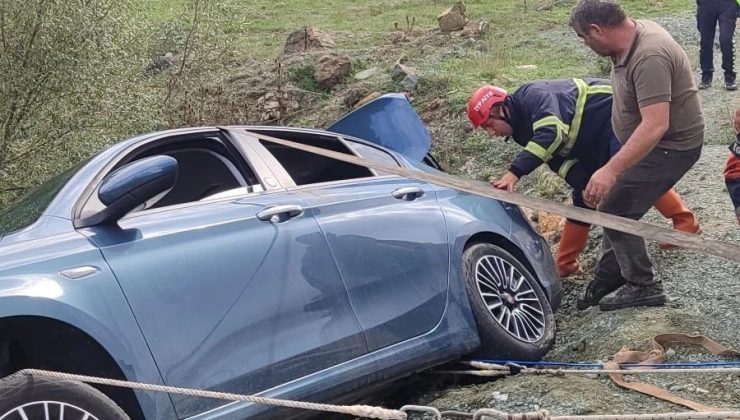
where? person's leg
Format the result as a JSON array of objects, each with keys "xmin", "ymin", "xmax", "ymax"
[
  {"xmin": 556, "ymin": 190, "xmax": 591, "ymax": 278},
  {"xmin": 597, "ymin": 146, "xmax": 701, "ymax": 311},
  {"xmin": 653, "ymin": 189, "xmax": 701, "ymax": 250},
  {"xmin": 697, "ymin": 1, "xmax": 719, "ymax": 88},
  {"xmin": 576, "ymin": 234, "xmax": 627, "ymax": 310},
  {"xmin": 718, "ymin": 1, "xmax": 738, "ymax": 89}
]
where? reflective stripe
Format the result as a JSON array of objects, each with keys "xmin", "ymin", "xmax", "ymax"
[
  {"xmin": 587, "ymin": 85, "xmax": 613, "ymax": 95},
  {"xmin": 524, "ymin": 141, "xmax": 552, "ymax": 162},
  {"xmin": 568, "ymin": 78, "xmax": 589, "ymax": 154},
  {"xmin": 532, "ymin": 116, "xmax": 569, "ymax": 160},
  {"xmin": 533, "ymin": 116, "xmax": 569, "ymax": 132},
  {"xmin": 564, "ymin": 78, "xmax": 613, "ymax": 157},
  {"xmin": 557, "ymin": 159, "xmax": 578, "ymax": 179}
]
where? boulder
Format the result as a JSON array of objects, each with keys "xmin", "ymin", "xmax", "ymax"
[
  {"xmin": 461, "ymin": 20, "xmax": 489, "ymax": 39},
  {"xmin": 437, "ymin": 1, "xmax": 467, "ymax": 32},
  {"xmin": 314, "ymin": 54, "xmax": 352, "ymax": 89},
  {"xmin": 344, "ymin": 85, "xmax": 371, "ymax": 107},
  {"xmin": 355, "ymin": 92, "xmax": 382, "ymax": 108},
  {"xmin": 283, "ymin": 27, "xmax": 336, "ymax": 55}
]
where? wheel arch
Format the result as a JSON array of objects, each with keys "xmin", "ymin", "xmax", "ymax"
[{"xmin": 0, "ymin": 315, "xmax": 145, "ymax": 420}]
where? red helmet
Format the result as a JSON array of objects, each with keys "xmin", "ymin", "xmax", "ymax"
[{"xmin": 467, "ymin": 85, "xmax": 508, "ymax": 128}]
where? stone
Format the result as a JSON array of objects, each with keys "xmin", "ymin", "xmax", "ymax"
[
  {"xmin": 354, "ymin": 67, "xmax": 378, "ymax": 80},
  {"xmin": 283, "ymin": 27, "xmax": 336, "ymax": 55},
  {"xmin": 389, "ymin": 31, "xmax": 408, "ymax": 44},
  {"xmin": 355, "ymin": 91, "xmax": 382, "ymax": 108},
  {"xmin": 391, "ymin": 63, "xmax": 417, "ymax": 82},
  {"xmin": 437, "ymin": 1, "xmax": 467, "ymax": 32},
  {"xmin": 145, "ymin": 52, "xmax": 175, "ymax": 76},
  {"xmin": 344, "ymin": 86, "xmax": 371, "ymax": 107},
  {"xmin": 461, "ymin": 20, "xmax": 490, "ymax": 39},
  {"xmin": 516, "ymin": 64, "xmax": 538, "ymax": 71},
  {"xmin": 400, "ymin": 74, "xmax": 419, "ymax": 91},
  {"xmin": 314, "ymin": 54, "xmax": 352, "ymax": 89}
]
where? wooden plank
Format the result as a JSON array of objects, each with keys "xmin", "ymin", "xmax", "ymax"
[{"xmin": 250, "ymin": 132, "xmax": 740, "ymax": 263}]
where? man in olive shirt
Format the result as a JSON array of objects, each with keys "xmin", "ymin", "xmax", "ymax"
[{"xmin": 569, "ymin": 0, "xmax": 704, "ymax": 311}]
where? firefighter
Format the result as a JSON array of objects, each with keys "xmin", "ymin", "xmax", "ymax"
[
  {"xmin": 727, "ymin": 108, "xmax": 740, "ymax": 224},
  {"xmin": 467, "ymin": 80, "xmax": 701, "ymax": 279}
]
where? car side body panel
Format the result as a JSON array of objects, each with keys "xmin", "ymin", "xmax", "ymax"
[{"xmin": 0, "ymin": 220, "xmax": 177, "ymax": 419}]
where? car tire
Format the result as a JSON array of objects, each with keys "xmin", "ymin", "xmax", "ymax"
[
  {"xmin": 463, "ymin": 243, "xmax": 555, "ymax": 361},
  {"xmin": 0, "ymin": 372, "xmax": 129, "ymax": 420}
]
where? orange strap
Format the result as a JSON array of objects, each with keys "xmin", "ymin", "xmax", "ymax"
[{"xmin": 604, "ymin": 333, "xmax": 740, "ymax": 412}]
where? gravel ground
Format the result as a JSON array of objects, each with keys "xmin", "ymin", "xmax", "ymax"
[{"xmin": 403, "ymin": 12, "xmax": 740, "ymax": 419}]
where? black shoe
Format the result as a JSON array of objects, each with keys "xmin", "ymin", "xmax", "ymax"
[
  {"xmin": 698, "ymin": 74, "xmax": 712, "ymax": 90},
  {"xmin": 576, "ymin": 278, "xmax": 624, "ymax": 310},
  {"xmin": 598, "ymin": 283, "xmax": 667, "ymax": 311},
  {"xmin": 725, "ymin": 77, "xmax": 737, "ymax": 91}
]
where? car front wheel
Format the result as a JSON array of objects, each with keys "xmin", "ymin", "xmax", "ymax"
[
  {"xmin": 462, "ymin": 243, "xmax": 555, "ymax": 361},
  {"xmin": 0, "ymin": 372, "xmax": 129, "ymax": 420}
]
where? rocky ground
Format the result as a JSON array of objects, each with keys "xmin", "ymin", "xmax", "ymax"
[{"xmin": 396, "ymin": 12, "xmax": 740, "ymax": 419}]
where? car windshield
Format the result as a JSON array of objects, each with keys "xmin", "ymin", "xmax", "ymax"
[{"xmin": 0, "ymin": 161, "xmax": 87, "ymax": 238}]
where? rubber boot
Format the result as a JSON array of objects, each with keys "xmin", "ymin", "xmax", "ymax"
[
  {"xmin": 653, "ymin": 190, "xmax": 701, "ymax": 250},
  {"xmin": 556, "ymin": 221, "xmax": 591, "ymax": 278}
]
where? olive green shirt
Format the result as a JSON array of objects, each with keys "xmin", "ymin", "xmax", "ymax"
[{"xmin": 610, "ymin": 20, "xmax": 705, "ymax": 150}]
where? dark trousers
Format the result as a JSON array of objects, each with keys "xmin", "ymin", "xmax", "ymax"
[
  {"xmin": 593, "ymin": 146, "xmax": 702, "ymax": 288},
  {"xmin": 565, "ymin": 134, "xmax": 623, "ymax": 225},
  {"xmin": 697, "ymin": 0, "xmax": 739, "ymax": 79}
]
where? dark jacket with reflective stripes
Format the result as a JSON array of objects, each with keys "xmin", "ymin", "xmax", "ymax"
[{"xmin": 504, "ymin": 78, "xmax": 614, "ymax": 185}]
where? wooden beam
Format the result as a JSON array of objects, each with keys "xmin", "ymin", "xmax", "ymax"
[{"xmin": 250, "ymin": 132, "xmax": 740, "ymax": 263}]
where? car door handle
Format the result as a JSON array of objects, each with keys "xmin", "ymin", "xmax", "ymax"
[
  {"xmin": 256, "ymin": 205, "xmax": 304, "ymax": 223},
  {"xmin": 391, "ymin": 187, "xmax": 425, "ymax": 201}
]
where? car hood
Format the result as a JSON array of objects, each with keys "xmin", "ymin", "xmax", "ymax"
[{"xmin": 326, "ymin": 93, "xmax": 432, "ymax": 162}]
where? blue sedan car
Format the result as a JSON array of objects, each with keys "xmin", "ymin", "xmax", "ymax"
[{"xmin": 0, "ymin": 94, "xmax": 560, "ymax": 419}]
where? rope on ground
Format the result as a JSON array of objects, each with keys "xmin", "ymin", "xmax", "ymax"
[
  {"xmin": 470, "ymin": 409, "xmax": 740, "ymax": 420},
  {"xmin": 441, "ymin": 334, "xmax": 740, "ymax": 415},
  {"xmin": 15, "ymin": 369, "xmax": 407, "ymax": 420},
  {"xmin": 433, "ymin": 366, "xmax": 740, "ymax": 376},
  {"xmin": 9, "ymin": 369, "xmax": 740, "ymax": 420}
]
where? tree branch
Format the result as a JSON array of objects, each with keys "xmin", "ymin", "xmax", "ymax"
[
  {"xmin": 0, "ymin": 9, "xmax": 7, "ymax": 51},
  {"xmin": 178, "ymin": 0, "xmax": 200, "ymax": 76},
  {"xmin": 163, "ymin": 0, "xmax": 201, "ymax": 107}
]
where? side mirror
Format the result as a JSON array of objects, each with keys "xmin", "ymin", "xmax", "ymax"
[{"xmin": 77, "ymin": 155, "xmax": 178, "ymax": 227}]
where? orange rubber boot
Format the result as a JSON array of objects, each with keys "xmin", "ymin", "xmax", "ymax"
[
  {"xmin": 556, "ymin": 221, "xmax": 591, "ymax": 278},
  {"xmin": 653, "ymin": 189, "xmax": 701, "ymax": 250}
]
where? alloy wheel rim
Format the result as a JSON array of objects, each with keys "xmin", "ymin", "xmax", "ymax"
[
  {"xmin": 474, "ymin": 255, "xmax": 546, "ymax": 343},
  {"xmin": 0, "ymin": 401, "xmax": 99, "ymax": 420}
]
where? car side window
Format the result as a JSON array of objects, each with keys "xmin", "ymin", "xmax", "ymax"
[
  {"xmin": 80, "ymin": 134, "xmax": 262, "ymax": 218},
  {"xmin": 126, "ymin": 136, "xmax": 261, "ymax": 209},
  {"xmin": 258, "ymin": 135, "xmax": 375, "ymax": 186},
  {"xmin": 345, "ymin": 140, "xmax": 400, "ymax": 175}
]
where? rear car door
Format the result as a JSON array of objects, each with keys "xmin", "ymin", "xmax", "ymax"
[
  {"xmin": 246, "ymin": 130, "xmax": 450, "ymax": 352},
  {"xmin": 77, "ymin": 130, "xmax": 366, "ymax": 418}
]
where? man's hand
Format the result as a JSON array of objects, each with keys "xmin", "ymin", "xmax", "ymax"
[
  {"xmin": 734, "ymin": 108, "xmax": 740, "ymax": 133},
  {"xmin": 583, "ymin": 166, "xmax": 618, "ymax": 207},
  {"xmin": 492, "ymin": 171, "xmax": 519, "ymax": 191}
]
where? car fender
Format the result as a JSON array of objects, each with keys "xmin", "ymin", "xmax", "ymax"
[
  {"xmin": 0, "ymin": 229, "xmax": 177, "ymax": 419},
  {"xmin": 434, "ymin": 188, "xmax": 561, "ymax": 309}
]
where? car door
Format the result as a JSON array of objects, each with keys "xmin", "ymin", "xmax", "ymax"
[
  {"xmin": 251, "ymin": 132, "xmax": 450, "ymax": 352},
  {"xmin": 78, "ymin": 133, "xmax": 366, "ymax": 418}
]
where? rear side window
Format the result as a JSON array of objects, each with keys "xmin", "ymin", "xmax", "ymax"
[
  {"xmin": 259, "ymin": 136, "xmax": 373, "ymax": 186},
  {"xmin": 346, "ymin": 141, "xmax": 399, "ymax": 175}
]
